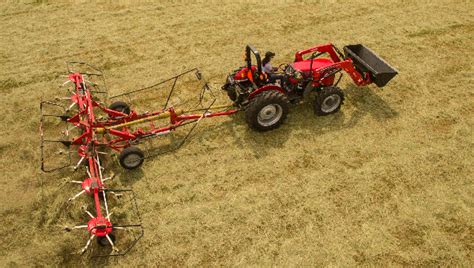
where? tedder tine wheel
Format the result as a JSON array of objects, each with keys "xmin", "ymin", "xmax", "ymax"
[
  {"xmin": 97, "ymin": 233, "xmax": 116, "ymax": 247},
  {"xmin": 119, "ymin": 147, "xmax": 145, "ymax": 170},
  {"xmin": 245, "ymin": 90, "xmax": 289, "ymax": 131},
  {"xmin": 109, "ymin": 101, "xmax": 131, "ymax": 115},
  {"xmin": 313, "ymin": 86, "xmax": 344, "ymax": 116}
]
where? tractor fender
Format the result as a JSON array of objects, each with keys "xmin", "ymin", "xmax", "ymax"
[{"xmin": 248, "ymin": 85, "xmax": 286, "ymax": 100}]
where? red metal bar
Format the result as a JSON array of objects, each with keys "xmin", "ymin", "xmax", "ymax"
[
  {"xmin": 100, "ymin": 109, "xmax": 239, "ymax": 148},
  {"xmin": 177, "ymin": 109, "xmax": 238, "ymax": 121},
  {"xmin": 59, "ymin": 70, "xmax": 238, "ymax": 251},
  {"xmin": 67, "ymin": 73, "xmax": 112, "ymax": 239},
  {"xmin": 294, "ymin": 43, "xmax": 341, "ymax": 63}
]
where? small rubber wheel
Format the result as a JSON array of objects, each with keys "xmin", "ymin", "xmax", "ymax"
[
  {"xmin": 314, "ymin": 86, "xmax": 344, "ymax": 116},
  {"xmin": 245, "ymin": 90, "xmax": 289, "ymax": 131},
  {"xmin": 109, "ymin": 101, "xmax": 130, "ymax": 115},
  {"xmin": 119, "ymin": 147, "xmax": 144, "ymax": 170},
  {"xmin": 97, "ymin": 233, "xmax": 116, "ymax": 247}
]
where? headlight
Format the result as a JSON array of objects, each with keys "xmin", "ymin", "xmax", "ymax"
[{"xmin": 294, "ymin": 71, "xmax": 303, "ymax": 80}]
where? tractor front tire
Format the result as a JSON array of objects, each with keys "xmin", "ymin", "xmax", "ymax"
[
  {"xmin": 314, "ymin": 86, "xmax": 344, "ymax": 116},
  {"xmin": 119, "ymin": 147, "xmax": 144, "ymax": 170},
  {"xmin": 245, "ymin": 91, "xmax": 289, "ymax": 131},
  {"xmin": 109, "ymin": 101, "xmax": 131, "ymax": 115}
]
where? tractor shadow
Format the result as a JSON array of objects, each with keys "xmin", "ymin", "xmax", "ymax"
[
  {"xmin": 110, "ymin": 85, "xmax": 398, "ymax": 166},
  {"xmin": 292, "ymin": 84, "xmax": 398, "ymax": 133},
  {"xmin": 183, "ymin": 85, "xmax": 398, "ymax": 159},
  {"xmin": 238, "ymin": 113, "xmax": 292, "ymax": 159},
  {"xmin": 270, "ymin": 85, "xmax": 398, "ymax": 141},
  {"xmin": 343, "ymin": 84, "xmax": 399, "ymax": 126}
]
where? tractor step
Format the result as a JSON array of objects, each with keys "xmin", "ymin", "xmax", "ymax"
[{"xmin": 343, "ymin": 44, "xmax": 398, "ymax": 87}]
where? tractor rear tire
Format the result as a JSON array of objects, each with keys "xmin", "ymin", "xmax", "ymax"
[
  {"xmin": 314, "ymin": 86, "xmax": 344, "ymax": 116},
  {"xmin": 245, "ymin": 91, "xmax": 289, "ymax": 131},
  {"xmin": 109, "ymin": 101, "xmax": 130, "ymax": 115},
  {"xmin": 119, "ymin": 147, "xmax": 144, "ymax": 170}
]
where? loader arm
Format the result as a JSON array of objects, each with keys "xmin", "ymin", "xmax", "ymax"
[
  {"xmin": 340, "ymin": 59, "xmax": 373, "ymax": 86},
  {"xmin": 294, "ymin": 43, "xmax": 342, "ymax": 63},
  {"xmin": 309, "ymin": 59, "xmax": 372, "ymax": 88}
]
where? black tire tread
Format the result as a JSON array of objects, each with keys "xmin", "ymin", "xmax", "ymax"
[
  {"xmin": 119, "ymin": 147, "xmax": 144, "ymax": 170},
  {"xmin": 245, "ymin": 90, "xmax": 289, "ymax": 131},
  {"xmin": 313, "ymin": 86, "xmax": 344, "ymax": 116},
  {"xmin": 109, "ymin": 101, "xmax": 130, "ymax": 115}
]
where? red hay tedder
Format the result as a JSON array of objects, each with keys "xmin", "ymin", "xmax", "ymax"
[
  {"xmin": 40, "ymin": 62, "xmax": 238, "ymax": 256},
  {"xmin": 40, "ymin": 43, "xmax": 397, "ymax": 256}
]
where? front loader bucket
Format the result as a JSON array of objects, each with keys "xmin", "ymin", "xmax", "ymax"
[{"xmin": 343, "ymin": 44, "xmax": 398, "ymax": 87}]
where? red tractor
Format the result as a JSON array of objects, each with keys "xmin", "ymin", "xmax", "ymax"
[{"xmin": 222, "ymin": 43, "xmax": 398, "ymax": 131}]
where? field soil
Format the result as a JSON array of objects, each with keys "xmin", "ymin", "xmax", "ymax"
[{"xmin": 0, "ymin": 0, "xmax": 472, "ymax": 266}]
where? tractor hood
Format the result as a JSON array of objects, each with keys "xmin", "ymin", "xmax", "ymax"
[{"xmin": 291, "ymin": 58, "xmax": 334, "ymax": 72}]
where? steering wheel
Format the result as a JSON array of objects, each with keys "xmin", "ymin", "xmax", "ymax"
[{"xmin": 278, "ymin": 63, "xmax": 288, "ymax": 72}]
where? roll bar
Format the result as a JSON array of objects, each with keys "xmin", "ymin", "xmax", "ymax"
[{"xmin": 246, "ymin": 44, "xmax": 262, "ymax": 75}]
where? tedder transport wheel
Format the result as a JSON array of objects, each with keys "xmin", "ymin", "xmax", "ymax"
[
  {"xmin": 314, "ymin": 86, "xmax": 344, "ymax": 116},
  {"xmin": 109, "ymin": 101, "xmax": 131, "ymax": 115},
  {"xmin": 245, "ymin": 90, "xmax": 289, "ymax": 131},
  {"xmin": 119, "ymin": 147, "xmax": 144, "ymax": 170},
  {"xmin": 97, "ymin": 233, "xmax": 116, "ymax": 247}
]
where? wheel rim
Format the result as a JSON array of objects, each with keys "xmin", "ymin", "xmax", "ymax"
[
  {"xmin": 321, "ymin": 94, "xmax": 341, "ymax": 113},
  {"xmin": 123, "ymin": 153, "xmax": 142, "ymax": 168},
  {"xmin": 257, "ymin": 104, "xmax": 283, "ymax": 127}
]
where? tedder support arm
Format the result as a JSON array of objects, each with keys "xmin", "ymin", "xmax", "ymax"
[{"xmin": 92, "ymin": 104, "xmax": 238, "ymax": 151}]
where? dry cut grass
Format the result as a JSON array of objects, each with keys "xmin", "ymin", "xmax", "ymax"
[{"xmin": 0, "ymin": 0, "xmax": 473, "ymax": 266}]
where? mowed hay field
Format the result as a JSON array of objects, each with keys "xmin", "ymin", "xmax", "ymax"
[{"xmin": 0, "ymin": 0, "xmax": 473, "ymax": 266}]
